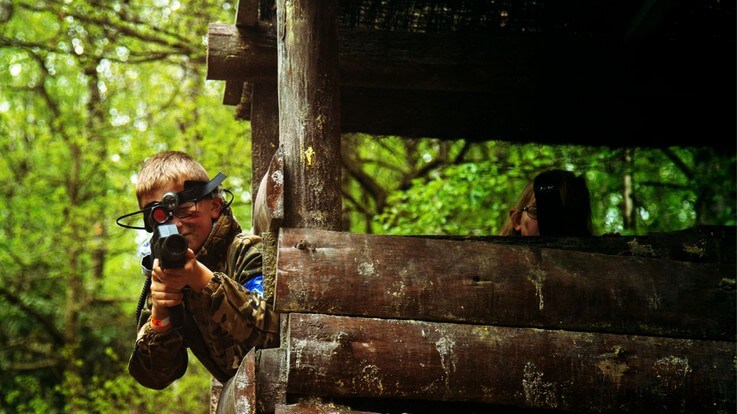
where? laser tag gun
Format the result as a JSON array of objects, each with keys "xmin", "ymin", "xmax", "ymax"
[
  {"xmin": 533, "ymin": 170, "xmax": 590, "ymax": 237},
  {"xmin": 148, "ymin": 192, "xmax": 188, "ymax": 269}
]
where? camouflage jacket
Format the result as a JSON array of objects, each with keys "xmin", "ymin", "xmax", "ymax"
[{"xmin": 128, "ymin": 211, "xmax": 280, "ymax": 389}]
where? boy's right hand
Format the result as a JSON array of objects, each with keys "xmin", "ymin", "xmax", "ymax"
[{"xmin": 150, "ymin": 260, "xmax": 183, "ymax": 331}]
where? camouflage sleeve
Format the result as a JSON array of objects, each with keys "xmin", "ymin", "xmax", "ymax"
[
  {"xmin": 184, "ymin": 236, "xmax": 280, "ymax": 378},
  {"xmin": 127, "ymin": 314, "xmax": 188, "ymax": 390}
]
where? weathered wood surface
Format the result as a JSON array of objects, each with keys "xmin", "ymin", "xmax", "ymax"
[
  {"xmin": 255, "ymin": 348, "xmax": 287, "ymax": 414},
  {"xmin": 285, "ymin": 313, "xmax": 735, "ymax": 413},
  {"xmin": 253, "ymin": 141, "xmax": 283, "ymax": 235},
  {"xmin": 275, "ymin": 228, "xmax": 736, "ymax": 340},
  {"xmin": 218, "ymin": 347, "xmax": 256, "ymax": 414},
  {"xmin": 275, "ymin": 401, "xmax": 378, "ymax": 414},
  {"xmin": 250, "ymin": 83, "xmax": 279, "ymax": 201},
  {"xmin": 436, "ymin": 225, "xmax": 737, "ymax": 265},
  {"xmin": 276, "ymin": 0, "xmax": 342, "ymax": 230}
]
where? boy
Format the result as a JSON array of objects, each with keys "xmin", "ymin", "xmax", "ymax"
[{"xmin": 121, "ymin": 151, "xmax": 279, "ymax": 393}]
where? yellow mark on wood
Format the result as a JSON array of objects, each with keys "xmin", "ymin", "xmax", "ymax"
[{"xmin": 304, "ymin": 146, "xmax": 315, "ymax": 166}]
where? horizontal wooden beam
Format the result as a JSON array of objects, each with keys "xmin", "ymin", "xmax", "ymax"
[
  {"xmin": 275, "ymin": 228, "xmax": 736, "ymax": 340},
  {"xmin": 209, "ymin": 23, "xmax": 735, "ymax": 147},
  {"xmin": 285, "ymin": 313, "xmax": 735, "ymax": 412},
  {"xmin": 339, "ymin": 86, "xmax": 736, "ymax": 148},
  {"xmin": 207, "ymin": 22, "xmax": 733, "ymax": 95}
]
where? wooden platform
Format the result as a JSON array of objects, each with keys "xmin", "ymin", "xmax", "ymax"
[{"xmin": 228, "ymin": 226, "xmax": 736, "ymax": 413}]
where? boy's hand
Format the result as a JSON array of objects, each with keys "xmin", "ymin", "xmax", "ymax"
[{"xmin": 149, "ymin": 249, "xmax": 214, "ymax": 330}]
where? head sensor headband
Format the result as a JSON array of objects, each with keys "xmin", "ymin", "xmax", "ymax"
[{"xmin": 115, "ymin": 172, "xmax": 227, "ymax": 232}]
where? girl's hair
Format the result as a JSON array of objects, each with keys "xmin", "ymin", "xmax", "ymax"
[
  {"xmin": 499, "ymin": 182, "xmax": 535, "ymax": 236},
  {"xmin": 135, "ymin": 151, "xmax": 210, "ymax": 206},
  {"xmin": 499, "ymin": 169, "xmax": 593, "ymax": 236}
]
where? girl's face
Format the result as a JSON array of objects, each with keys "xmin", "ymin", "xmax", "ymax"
[{"xmin": 511, "ymin": 196, "xmax": 540, "ymax": 236}]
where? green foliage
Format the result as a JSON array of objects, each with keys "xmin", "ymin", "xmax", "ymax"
[
  {"xmin": 1, "ymin": 0, "xmax": 248, "ymax": 412},
  {"xmin": 368, "ymin": 142, "xmax": 735, "ymax": 236}
]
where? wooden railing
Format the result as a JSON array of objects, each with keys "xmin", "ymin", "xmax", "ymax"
[{"xmin": 226, "ymin": 226, "xmax": 736, "ymax": 413}]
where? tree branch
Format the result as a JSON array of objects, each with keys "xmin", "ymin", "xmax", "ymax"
[
  {"xmin": 0, "ymin": 286, "xmax": 65, "ymax": 346},
  {"xmin": 660, "ymin": 148, "xmax": 693, "ymax": 179}
]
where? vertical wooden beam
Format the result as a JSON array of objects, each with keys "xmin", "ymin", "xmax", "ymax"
[
  {"xmin": 276, "ymin": 0, "xmax": 342, "ymax": 230},
  {"xmin": 250, "ymin": 82, "xmax": 280, "ymax": 200}
]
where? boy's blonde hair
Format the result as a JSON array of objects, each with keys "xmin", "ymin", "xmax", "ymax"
[{"xmin": 136, "ymin": 151, "xmax": 210, "ymax": 206}]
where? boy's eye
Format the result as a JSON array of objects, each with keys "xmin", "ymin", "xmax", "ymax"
[{"xmin": 173, "ymin": 201, "xmax": 197, "ymax": 218}]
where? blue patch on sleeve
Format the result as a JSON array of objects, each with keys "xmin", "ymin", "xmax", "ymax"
[{"xmin": 244, "ymin": 275, "xmax": 264, "ymax": 298}]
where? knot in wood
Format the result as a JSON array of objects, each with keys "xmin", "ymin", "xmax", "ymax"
[{"xmin": 295, "ymin": 239, "xmax": 313, "ymax": 251}]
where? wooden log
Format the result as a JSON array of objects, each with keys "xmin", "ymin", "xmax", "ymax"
[
  {"xmin": 207, "ymin": 23, "xmax": 277, "ymax": 84},
  {"xmin": 217, "ymin": 347, "xmax": 257, "ymax": 414},
  {"xmin": 250, "ymin": 83, "xmax": 279, "ymax": 200},
  {"xmin": 428, "ymin": 225, "xmax": 737, "ymax": 265},
  {"xmin": 253, "ymin": 146, "xmax": 284, "ymax": 235},
  {"xmin": 206, "ymin": 22, "xmax": 733, "ymax": 96},
  {"xmin": 275, "ymin": 228, "xmax": 736, "ymax": 340},
  {"xmin": 216, "ymin": 348, "xmax": 287, "ymax": 414},
  {"xmin": 285, "ymin": 313, "xmax": 736, "ymax": 412},
  {"xmin": 207, "ymin": 23, "xmax": 521, "ymax": 92},
  {"xmin": 275, "ymin": 401, "xmax": 379, "ymax": 414},
  {"xmin": 234, "ymin": 0, "xmax": 258, "ymax": 26},
  {"xmin": 256, "ymin": 348, "xmax": 287, "ymax": 413},
  {"xmin": 276, "ymin": 0, "xmax": 342, "ymax": 230}
]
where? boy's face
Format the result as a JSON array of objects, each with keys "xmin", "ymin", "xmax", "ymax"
[{"xmin": 140, "ymin": 183, "xmax": 223, "ymax": 253}]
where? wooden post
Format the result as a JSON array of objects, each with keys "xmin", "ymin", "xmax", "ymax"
[
  {"xmin": 276, "ymin": 0, "xmax": 342, "ymax": 230},
  {"xmin": 250, "ymin": 83, "xmax": 279, "ymax": 201}
]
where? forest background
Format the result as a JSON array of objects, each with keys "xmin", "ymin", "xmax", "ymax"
[{"xmin": 0, "ymin": 0, "xmax": 734, "ymax": 413}]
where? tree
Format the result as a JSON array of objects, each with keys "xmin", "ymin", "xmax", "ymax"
[{"xmin": 0, "ymin": 1, "xmax": 251, "ymax": 411}]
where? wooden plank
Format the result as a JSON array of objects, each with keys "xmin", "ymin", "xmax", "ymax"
[
  {"xmin": 222, "ymin": 84, "xmax": 736, "ymax": 149},
  {"xmin": 276, "ymin": 0, "xmax": 342, "ymax": 230},
  {"xmin": 275, "ymin": 228, "xmax": 736, "ymax": 340},
  {"xmin": 285, "ymin": 313, "xmax": 736, "ymax": 412}
]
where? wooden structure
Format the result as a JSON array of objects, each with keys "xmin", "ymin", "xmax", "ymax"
[{"xmin": 206, "ymin": 0, "xmax": 736, "ymax": 412}]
